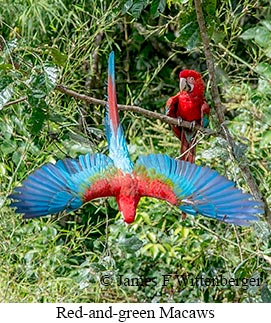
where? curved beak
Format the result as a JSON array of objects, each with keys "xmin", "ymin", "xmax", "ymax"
[{"xmin": 179, "ymin": 77, "xmax": 187, "ymax": 91}]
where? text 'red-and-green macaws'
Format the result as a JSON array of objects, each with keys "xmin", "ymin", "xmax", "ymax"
[
  {"xmin": 166, "ymin": 70, "xmax": 210, "ymax": 163},
  {"xmin": 9, "ymin": 52, "xmax": 263, "ymax": 226}
]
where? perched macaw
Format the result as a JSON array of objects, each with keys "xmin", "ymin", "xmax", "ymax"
[
  {"xmin": 9, "ymin": 52, "xmax": 263, "ymax": 226},
  {"xmin": 166, "ymin": 70, "xmax": 210, "ymax": 163}
]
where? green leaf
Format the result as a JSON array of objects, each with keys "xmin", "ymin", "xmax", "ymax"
[
  {"xmin": 254, "ymin": 26, "xmax": 271, "ymax": 47},
  {"xmin": 150, "ymin": 0, "xmax": 166, "ymax": 18},
  {"xmin": 30, "ymin": 108, "xmax": 46, "ymax": 134},
  {"xmin": 0, "ymin": 163, "xmax": 6, "ymax": 177},
  {"xmin": 257, "ymin": 78, "xmax": 271, "ymax": 94},
  {"xmin": 0, "ymin": 63, "xmax": 13, "ymax": 71},
  {"xmin": 151, "ymin": 244, "xmax": 159, "ymax": 259},
  {"xmin": 0, "ymin": 195, "xmax": 4, "ymax": 209},
  {"xmin": 176, "ymin": 21, "xmax": 199, "ymax": 49},
  {"xmin": 255, "ymin": 62, "xmax": 271, "ymax": 79},
  {"xmin": 168, "ymin": 0, "xmax": 189, "ymax": 5},
  {"xmin": 119, "ymin": 236, "xmax": 143, "ymax": 253},
  {"xmin": 147, "ymin": 232, "xmax": 156, "ymax": 243},
  {"xmin": 212, "ymin": 30, "xmax": 226, "ymax": 44},
  {"xmin": 0, "ymin": 83, "xmax": 14, "ymax": 110},
  {"xmin": 260, "ymin": 130, "xmax": 271, "ymax": 147},
  {"xmin": 261, "ymin": 284, "xmax": 271, "ymax": 303},
  {"xmin": 49, "ymin": 48, "xmax": 67, "ymax": 66},
  {"xmin": 241, "ymin": 26, "xmax": 271, "ymax": 48},
  {"xmin": 264, "ymin": 46, "xmax": 271, "ymax": 58},
  {"xmin": 44, "ymin": 62, "xmax": 58, "ymax": 92},
  {"xmin": 186, "ymin": 29, "xmax": 200, "ymax": 50},
  {"xmin": 203, "ymin": 0, "xmax": 216, "ymax": 17},
  {"xmin": 12, "ymin": 150, "xmax": 23, "ymax": 165},
  {"xmin": 28, "ymin": 98, "xmax": 48, "ymax": 134},
  {"xmin": 0, "ymin": 140, "xmax": 17, "ymax": 155},
  {"xmin": 240, "ymin": 27, "xmax": 257, "ymax": 40},
  {"xmin": 30, "ymin": 63, "xmax": 58, "ymax": 98},
  {"xmin": 129, "ymin": 0, "xmax": 147, "ymax": 19},
  {"xmin": 122, "ymin": 0, "xmax": 133, "ymax": 14},
  {"xmin": 261, "ymin": 20, "xmax": 271, "ymax": 32},
  {"xmin": 30, "ymin": 74, "xmax": 47, "ymax": 99}
]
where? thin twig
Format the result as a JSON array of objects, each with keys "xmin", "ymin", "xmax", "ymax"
[
  {"xmin": 194, "ymin": 0, "xmax": 271, "ymax": 224},
  {"xmin": 3, "ymin": 96, "xmax": 27, "ymax": 107}
]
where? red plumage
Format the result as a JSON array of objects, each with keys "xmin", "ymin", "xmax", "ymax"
[
  {"xmin": 166, "ymin": 70, "xmax": 210, "ymax": 163},
  {"xmin": 83, "ymin": 170, "xmax": 177, "ymax": 223}
]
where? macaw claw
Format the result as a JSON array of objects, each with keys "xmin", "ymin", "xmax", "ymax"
[
  {"xmin": 189, "ymin": 120, "xmax": 196, "ymax": 130},
  {"xmin": 177, "ymin": 117, "xmax": 183, "ymax": 126}
]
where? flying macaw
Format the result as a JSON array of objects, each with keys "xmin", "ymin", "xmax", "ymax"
[
  {"xmin": 9, "ymin": 52, "xmax": 263, "ymax": 226},
  {"xmin": 166, "ymin": 70, "xmax": 210, "ymax": 163}
]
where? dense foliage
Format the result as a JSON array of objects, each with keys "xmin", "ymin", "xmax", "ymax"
[{"xmin": 0, "ymin": 0, "xmax": 270, "ymax": 302}]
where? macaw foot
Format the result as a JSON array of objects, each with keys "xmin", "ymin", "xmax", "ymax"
[
  {"xmin": 189, "ymin": 120, "xmax": 196, "ymax": 130},
  {"xmin": 177, "ymin": 117, "xmax": 183, "ymax": 126}
]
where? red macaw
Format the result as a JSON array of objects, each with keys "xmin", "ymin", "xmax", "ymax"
[
  {"xmin": 166, "ymin": 70, "xmax": 210, "ymax": 163},
  {"xmin": 9, "ymin": 52, "xmax": 263, "ymax": 226}
]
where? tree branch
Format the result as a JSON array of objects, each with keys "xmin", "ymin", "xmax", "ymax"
[
  {"xmin": 55, "ymin": 84, "xmax": 215, "ymax": 135},
  {"xmin": 194, "ymin": 0, "xmax": 270, "ymax": 224},
  {"xmin": 3, "ymin": 83, "xmax": 216, "ymax": 136}
]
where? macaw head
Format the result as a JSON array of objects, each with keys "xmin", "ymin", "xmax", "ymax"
[{"xmin": 179, "ymin": 70, "xmax": 205, "ymax": 96}]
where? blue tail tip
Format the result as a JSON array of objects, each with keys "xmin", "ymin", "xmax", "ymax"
[
  {"xmin": 109, "ymin": 51, "xmax": 114, "ymax": 60},
  {"xmin": 108, "ymin": 51, "xmax": 115, "ymax": 77}
]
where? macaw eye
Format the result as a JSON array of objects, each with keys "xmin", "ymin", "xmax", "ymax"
[{"xmin": 187, "ymin": 76, "xmax": 195, "ymax": 83}]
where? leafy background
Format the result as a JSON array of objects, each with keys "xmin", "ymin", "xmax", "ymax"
[{"xmin": 0, "ymin": 0, "xmax": 271, "ymax": 302}]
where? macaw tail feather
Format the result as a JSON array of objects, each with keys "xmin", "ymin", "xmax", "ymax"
[
  {"xmin": 180, "ymin": 129, "xmax": 196, "ymax": 163},
  {"xmin": 107, "ymin": 51, "xmax": 119, "ymax": 135},
  {"xmin": 9, "ymin": 153, "xmax": 114, "ymax": 218},
  {"xmin": 105, "ymin": 51, "xmax": 134, "ymax": 173},
  {"xmin": 135, "ymin": 154, "xmax": 263, "ymax": 226}
]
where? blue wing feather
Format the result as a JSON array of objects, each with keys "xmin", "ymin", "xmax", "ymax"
[
  {"xmin": 9, "ymin": 153, "xmax": 114, "ymax": 218},
  {"xmin": 135, "ymin": 154, "xmax": 263, "ymax": 226}
]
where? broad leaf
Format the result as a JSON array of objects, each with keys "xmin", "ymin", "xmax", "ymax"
[
  {"xmin": 241, "ymin": 25, "xmax": 271, "ymax": 48},
  {"xmin": 261, "ymin": 20, "xmax": 271, "ymax": 32},
  {"xmin": 49, "ymin": 48, "xmax": 67, "ymax": 66},
  {"xmin": 44, "ymin": 62, "xmax": 58, "ymax": 93},
  {"xmin": 260, "ymin": 130, "xmax": 271, "ymax": 148},
  {"xmin": 122, "ymin": 0, "xmax": 133, "ymax": 14},
  {"xmin": 176, "ymin": 21, "xmax": 199, "ymax": 49},
  {"xmin": 28, "ymin": 98, "xmax": 48, "ymax": 134},
  {"xmin": 240, "ymin": 27, "xmax": 257, "ymax": 40},
  {"xmin": 118, "ymin": 236, "xmax": 143, "ymax": 253},
  {"xmin": 30, "ymin": 63, "xmax": 58, "ymax": 98},
  {"xmin": 150, "ymin": 0, "xmax": 166, "ymax": 18},
  {"xmin": 254, "ymin": 26, "xmax": 271, "ymax": 47},
  {"xmin": 203, "ymin": 0, "xmax": 216, "ymax": 17},
  {"xmin": 255, "ymin": 62, "xmax": 271, "ymax": 79},
  {"xmin": 0, "ymin": 83, "xmax": 14, "ymax": 110},
  {"xmin": 129, "ymin": 0, "xmax": 148, "ymax": 19}
]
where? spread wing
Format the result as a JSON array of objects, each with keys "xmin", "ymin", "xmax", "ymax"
[
  {"xmin": 135, "ymin": 154, "xmax": 263, "ymax": 226},
  {"xmin": 9, "ymin": 154, "xmax": 116, "ymax": 218}
]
